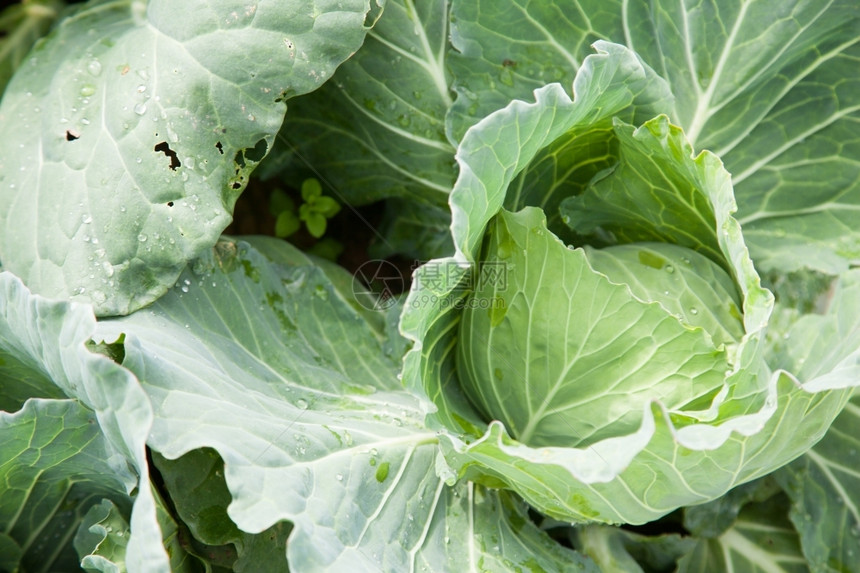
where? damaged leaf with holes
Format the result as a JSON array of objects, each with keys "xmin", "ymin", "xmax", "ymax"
[{"xmin": 0, "ymin": 0, "xmax": 376, "ymax": 316}]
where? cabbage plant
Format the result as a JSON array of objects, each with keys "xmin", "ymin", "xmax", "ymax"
[{"xmin": 1, "ymin": 1, "xmax": 860, "ymax": 572}]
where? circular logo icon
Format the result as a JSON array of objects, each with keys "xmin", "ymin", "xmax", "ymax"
[{"xmin": 352, "ymin": 260, "xmax": 404, "ymax": 311}]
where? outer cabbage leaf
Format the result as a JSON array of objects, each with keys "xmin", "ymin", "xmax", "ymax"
[
  {"xmin": 447, "ymin": 0, "xmax": 860, "ymax": 273},
  {"xmin": 677, "ymin": 493, "xmax": 808, "ymax": 573},
  {"xmin": 75, "ymin": 499, "xmax": 132, "ymax": 573},
  {"xmin": 776, "ymin": 392, "xmax": 860, "ymax": 573},
  {"xmin": 446, "ymin": 0, "xmax": 618, "ymax": 141},
  {"xmin": 0, "ymin": 271, "xmax": 165, "ymax": 571},
  {"xmin": 150, "ymin": 448, "xmax": 292, "ymax": 572},
  {"xmin": 0, "ymin": 399, "xmax": 132, "ymax": 572},
  {"xmin": 572, "ymin": 525, "xmax": 696, "ymax": 572},
  {"xmin": 0, "ymin": 0, "xmax": 375, "ymax": 316},
  {"xmin": 95, "ymin": 237, "xmax": 592, "ymax": 572},
  {"xmin": 369, "ymin": 198, "xmax": 454, "ymax": 261},
  {"xmin": 271, "ymin": 0, "xmax": 456, "ymax": 207},
  {"xmin": 416, "ymin": 483, "xmax": 600, "ymax": 573},
  {"xmin": 683, "ymin": 477, "xmax": 783, "ymax": 540},
  {"xmin": 768, "ymin": 271, "xmax": 860, "ymax": 572},
  {"xmin": 401, "ymin": 45, "xmax": 860, "ymax": 525},
  {"xmin": 74, "ymin": 494, "xmax": 201, "ymax": 573}
]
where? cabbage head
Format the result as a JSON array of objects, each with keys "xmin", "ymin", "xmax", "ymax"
[
  {"xmin": 400, "ymin": 42, "xmax": 858, "ymax": 525},
  {"xmin": 457, "ymin": 209, "xmax": 745, "ymax": 448}
]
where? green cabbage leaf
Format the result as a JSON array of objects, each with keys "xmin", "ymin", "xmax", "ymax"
[{"xmin": 0, "ymin": 0, "xmax": 376, "ymax": 316}]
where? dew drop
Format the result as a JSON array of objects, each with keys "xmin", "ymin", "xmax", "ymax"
[
  {"xmin": 665, "ymin": 265, "xmax": 675, "ymax": 273},
  {"xmin": 689, "ymin": 307, "xmax": 698, "ymax": 315},
  {"xmin": 296, "ymin": 399, "xmax": 308, "ymax": 409},
  {"xmin": 138, "ymin": 233, "xmax": 147, "ymax": 242},
  {"xmin": 87, "ymin": 60, "xmax": 102, "ymax": 76},
  {"xmin": 133, "ymin": 103, "xmax": 147, "ymax": 115},
  {"xmin": 335, "ymin": 474, "xmax": 344, "ymax": 481},
  {"xmin": 81, "ymin": 214, "xmax": 92, "ymax": 224},
  {"xmin": 137, "ymin": 84, "xmax": 147, "ymax": 93},
  {"xmin": 80, "ymin": 85, "xmax": 96, "ymax": 97}
]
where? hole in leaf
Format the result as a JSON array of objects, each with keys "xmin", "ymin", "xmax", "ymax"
[
  {"xmin": 234, "ymin": 150, "xmax": 245, "ymax": 169},
  {"xmin": 215, "ymin": 141, "xmax": 223, "ymax": 154},
  {"xmin": 167, "ymin": 201, "xmax": 174, "ymax": 207},
  {"xmin": 274, "ymin": 89, "xmax": 294, "ymax": 103},
  {"xmin": 231, "ymin": 182, "xmax": 241, "ymax": 190},
  {"xmin": 66, "ymin": 130, "xmax": 80, "ymax": 141},
  {"xmin": 244, "ymin": 138, "xmax": 268, "ymax": 162},
  {"xmin": 154, "ymin": 141, "xmax": 181, "ymax": 170}
]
